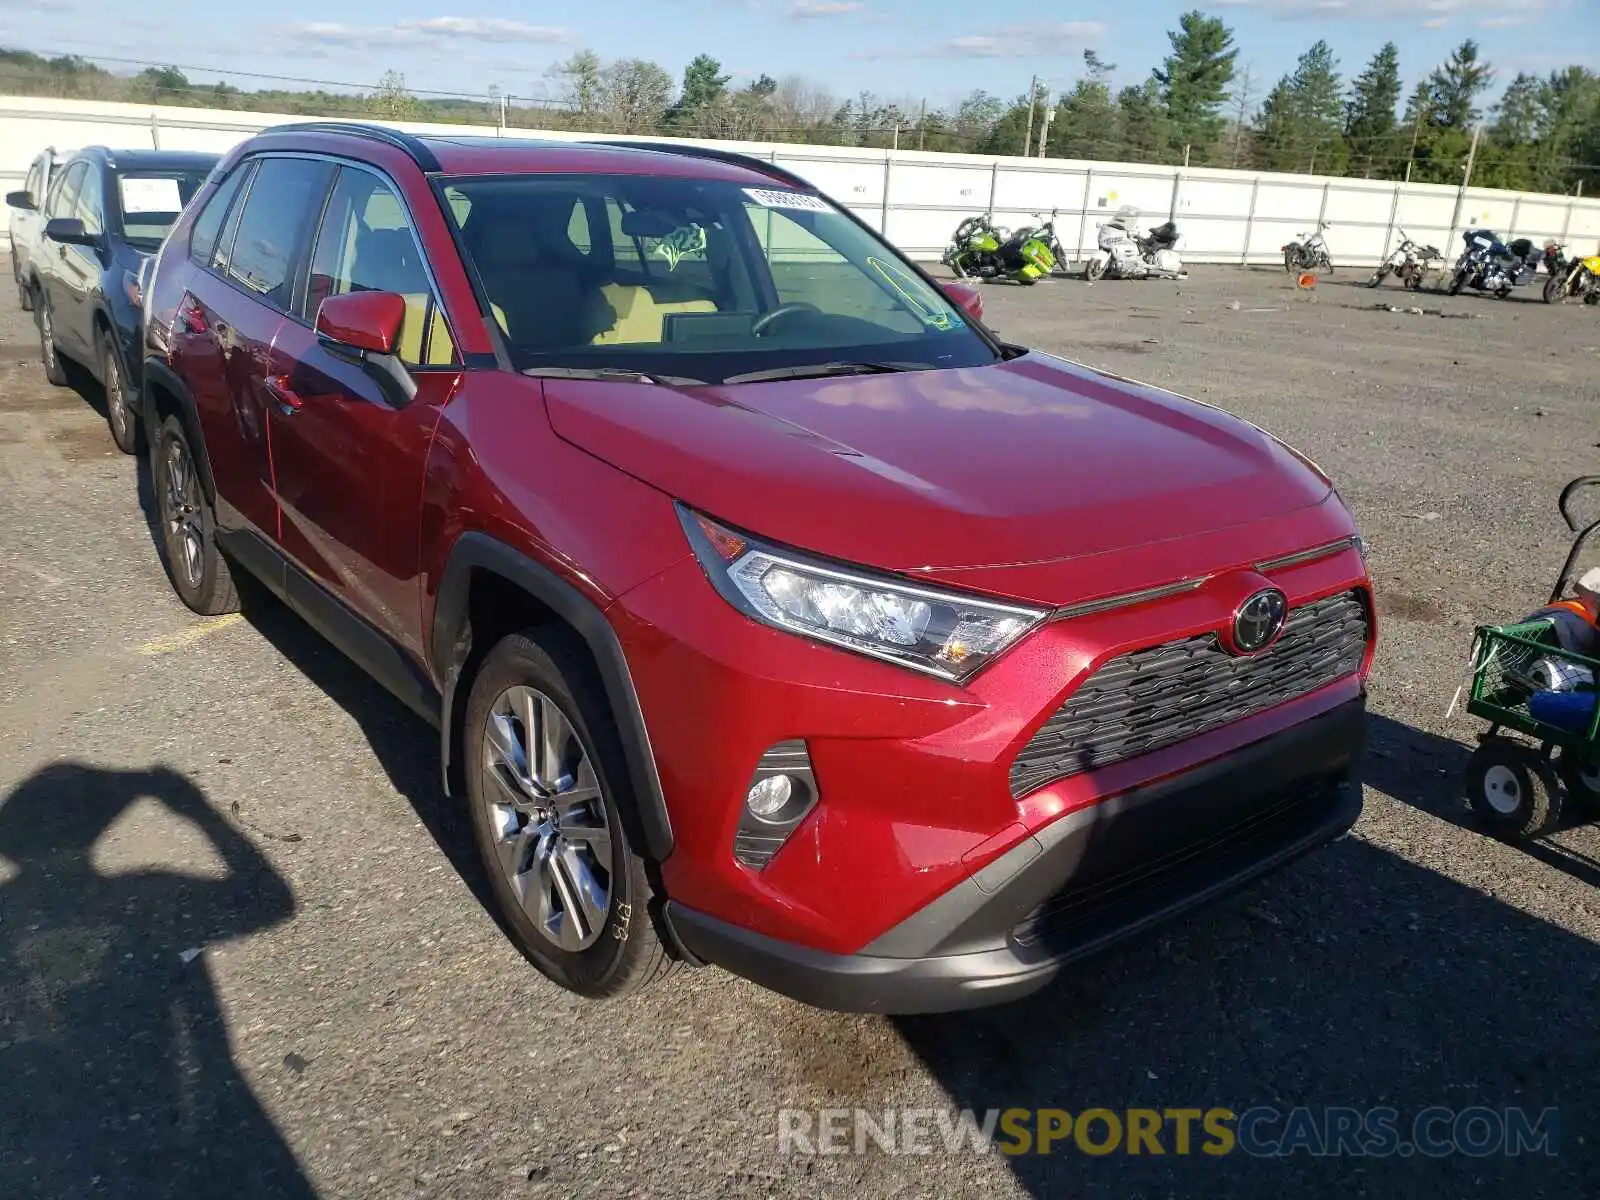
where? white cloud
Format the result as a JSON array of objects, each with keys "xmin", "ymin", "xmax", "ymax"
[
  {"xmin": 1220, "ymin": 0, "xmax": 1551, "ymax": 16},
  {"xmin": 851, "ymin": 20, "xmax": 1103, "ymax": 60},
  {"xmin": 283, "ymin": 16, "xmax": 574, "ymax": 48},
  {"xmin": 789, "ymin": 0, "xmax": 864, "ymax": 15}
]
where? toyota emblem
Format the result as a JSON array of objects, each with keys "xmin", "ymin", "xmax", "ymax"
[{"xmin": 1232, "ymin": 589, "xmax": 1288, "ymax": 654}]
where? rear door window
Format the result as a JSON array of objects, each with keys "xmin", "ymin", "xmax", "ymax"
[
  {"xmin": 223, "ymin": 157, "xmax": 332, "ymax": 312},
  {"xmin": 48, "ymin": 162, "xmax": 85, "ymax": 221},
  {"xmin": 74, "ymin": 166, "xmax": 104, "ymax": 237},
  {"xmin": 188, "ymin": 166, "xmax": 247, "ymax": 268}
]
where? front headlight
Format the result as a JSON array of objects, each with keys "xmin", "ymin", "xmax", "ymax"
[{"xmin": 679, "ymin": 507, "xmax": 1047, "ymax": 681}]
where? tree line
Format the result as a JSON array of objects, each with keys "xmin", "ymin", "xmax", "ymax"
[{"xmin": 3, "ymin": 17, "xmax": 1597, "ymax": 197}]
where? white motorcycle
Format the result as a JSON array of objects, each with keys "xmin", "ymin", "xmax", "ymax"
[
  {"xmin": 1083, "ymin": 210, "xmax": 1186, "ymax": 281},
  {"xmin": 1367, "ymin": 229, "xmax": 1447, "ymax": 291}
]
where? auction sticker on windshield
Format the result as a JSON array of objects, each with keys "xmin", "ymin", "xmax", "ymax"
[
  {"xmin": 744, "ymin": 188, "xmax": 831, "ymax": 213},
  {"xmin": 121, "ymin": 177, "xmax": 183, "ymax": 213}
]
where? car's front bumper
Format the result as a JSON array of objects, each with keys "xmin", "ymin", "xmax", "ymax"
[{"xmin": 667, "ymin": 696, "xmax": 1365, "ymax": 1014}]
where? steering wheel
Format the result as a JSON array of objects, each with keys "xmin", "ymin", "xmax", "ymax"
[{"xmin": 751, "ymin": 302, "xmax": 820, "ymax": 337}]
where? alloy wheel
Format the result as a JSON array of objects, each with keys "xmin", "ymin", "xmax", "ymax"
[
  {"xmin": 162, "ymin": 437, "xmax": 205, "ymax": 590},
  {"xmin": 482, "ymin": 685, "xmax": 614, "ymax": 952},
  {"xmin": 39, "ymin": 305, "xmax": 55, "ymax": 371},
  {"xmin": 106, "ymin": 352, "xmax": 130, "ymax": 444}
]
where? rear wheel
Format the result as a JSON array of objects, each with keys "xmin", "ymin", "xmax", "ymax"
[
  {"xmin": 100, "ymin": 331, "xmax": 138, "ymax": 455},
  {"xmin": 35, "ymin": 291, "xmax": 67, "ymax": 386},
  {"xmin": 1554, "ymin": 746, "xmax": 1600, "ymax": 817},
  {"xmin": 463, "ymin": 630, "xmax": 675, "ymax": 1000},
  {"xmin": 153, "ymin": 414, "xmax": 239, "ymax": 615},
  {"xmin": 1465, "ymin": 739, "xmax": 1563, "ymax": 840}
]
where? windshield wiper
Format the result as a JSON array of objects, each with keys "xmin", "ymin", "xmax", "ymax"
[
  {"xmin": 521, "ymin": 366, "xmax": 707, "ymax": 386},
  {"xmin": 720, "ymin": 361, "xmax": 929, "ymax": 385}
]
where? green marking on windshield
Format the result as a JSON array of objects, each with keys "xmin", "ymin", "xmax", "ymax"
[{"xmin": 866, "ymin": 256, "xmax": 955, "ymax": 330}]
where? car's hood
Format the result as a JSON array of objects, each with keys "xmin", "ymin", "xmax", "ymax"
[{"xmin": 543, "ymin": 352, "xmax": 1337, "ymax": 602}]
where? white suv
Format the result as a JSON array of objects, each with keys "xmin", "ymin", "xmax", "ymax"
[{"xmin": 6, "ymin": 146, "xmax": 71, "ymax": 311}]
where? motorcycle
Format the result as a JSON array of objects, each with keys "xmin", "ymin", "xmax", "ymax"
[
  {"xmin": 1006, "ymin": 210, "xmax": 1068, "ymax": 278},
  {"xmin": 1083, "ymin": 209, "xmax": 1185, "ymax": 281},
  {"xmin": 1367, "ymin": 229, "xmax": 1447, "ymax": 291},
  {"xmin": 1447, "ymin": 229, "xmax": 1542, "ymax": 298},
  {"xmin": 1283, "ymin": 221, "xmax": 1335, "ymax": 274},
  {"xmin": 1542, "ymin": 242, "xmax": 1600, "ymax": 305},
  {"xmin": 942, "ymin": 213, "xmax": 1056, "ymax": 284}
]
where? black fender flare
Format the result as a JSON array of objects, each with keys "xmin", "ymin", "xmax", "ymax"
[
  {"xmin": 141, "ymin": 357, "xmax": 218, "ymax": 504},
  {"xmin": 432, "ymin": 532, "xmax": 675, "ymax": 862}
]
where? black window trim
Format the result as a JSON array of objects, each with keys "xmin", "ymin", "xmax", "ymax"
[
  {"xmin": 189, "ymin": 159, "xmax": 249, "ymax": 269},
  {"xmin": 202, "ymin": 150, "xmax": 459, "ymax": 373}
]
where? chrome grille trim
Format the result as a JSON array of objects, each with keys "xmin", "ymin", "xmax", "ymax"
[
  {"xmin": 1254, "ymin": 537, "xmax": 1359, "ymax": 574},
  {"xmin": 1010, "ymin": 590, "xmax": 1369, "ymax": 798},
  {"xmin": 1050, "ymin": 576, "xmax": 1208, "ymax": 622}
]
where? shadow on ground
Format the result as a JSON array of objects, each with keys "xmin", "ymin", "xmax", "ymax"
[
  {"xmin": 0, "ymin": 763, "xmax": 314, "ymax": 1199},
  {"xmin": 892, "ymin": 719, "xmax": 1600, "ymax": 1197}
]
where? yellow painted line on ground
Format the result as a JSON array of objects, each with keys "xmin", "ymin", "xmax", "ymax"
[{"xmin": 138, "ymin": 613, "xmax": 244, "ymax": 657}]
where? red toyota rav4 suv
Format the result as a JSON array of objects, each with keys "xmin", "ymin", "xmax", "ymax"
[{"xmin": 140, "ymin": 123, "xmax": 1375, "ymax": 1013}]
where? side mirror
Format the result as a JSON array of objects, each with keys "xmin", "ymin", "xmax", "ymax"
[
  {"xmin": 315, "ymin": 291, "xmax": 417, "ymax": 406},
  {"xmin": 941, "ymin": 281, "xmax": 985, "ymax": 323},
  {"xmin": 5, "ymin": 190, "xmax": 35, "ymax": 211},
  {"xmin": 44, "ymin": 217, "xmax": 95, "ymax": 247}
]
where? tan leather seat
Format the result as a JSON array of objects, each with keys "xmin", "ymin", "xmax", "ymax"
[
  {"xmin": 592, "ymin": 285, "xmax": 716, "ymax": 345},
  {"xmin": 469, "ymin": 212, "xmax": 610, "ymax": 350}
]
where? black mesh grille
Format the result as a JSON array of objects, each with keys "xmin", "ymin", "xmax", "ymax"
[{"xmin": 1010, "ymin": 591, "xmax": 1369, "ymax": 797}]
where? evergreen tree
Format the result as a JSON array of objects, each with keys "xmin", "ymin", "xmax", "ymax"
[
  {"xmin": 666, "ymin": 54, "xmax": 730, "ymax": 129},
  {"xmin": 1344, "ymin": 42, "xmax": 1401, "ymax": 177},
  {"xmin": 1153, "ymin": 10, "xmax": 1239, "ymax": 163},
  {"xmin": 1429, "ymin": 39, "xmax": 1493, "ymax": 130},
  {"xmin": 1052, "ymin": 49, "xmax": 1119, "ymax": 160},
  {"xmin": 1116, "ymin": 81, "xmax": 1173, "ymax": 164},
  {"xmin": 1252, "ymin": 40, "xmax": 1345, "ymax": 173}
]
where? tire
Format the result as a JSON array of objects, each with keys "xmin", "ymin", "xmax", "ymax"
[
  {"xmin": 100, "ymin": 331, "xmax": 138, "ymax": 455},
  {"xmin": 1543, "ymin": 273, "xmax": 1564, "ymax": 304},
  {"xmin": 1447, "ymin": 269, "xmax": 1467, "ymax": 297},
  {"xmin": 463, "ymin": 629, "xmax": 676, "ymax": 1000},
  {"xmin": 15, "ymin": 261, "xmax": 32, "ymax": 312},
  {"xmin": 152, "ymin": 414, "xmax": 239, "ymax": 615},
  {"xmin": 1366, "ymin": 266, "xmax": 1390, "ymax": 288},
  {"xmin": 1282, "ymin": 248, "xmax": 1298, "ymax": 274},
  {"xmin": 35, "ymin": 290, "xmax": 67, "ymax": 386},
  {"xmin": 1465, "ymin": 739, "xmax": 1563, "ymax": 840},
  {"xmin": 1553, "ymin": 747, "xmax": 1600, "ymax": 817},
  {"xmin": 1402, "ymin": 268, "xmax": 1423, "ymax": 291},
  {"xmin": 1083, "ymin": 257, "xmax": 1106, "ymax": 282}
]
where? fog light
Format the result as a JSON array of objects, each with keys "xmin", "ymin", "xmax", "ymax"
[
  {"xmin": 746, "ymin": 774, "xmax": 793, "ymax": 821},
  {"xmin": 734, "ymin": 740, "xmax": 819, "ymax": 870}
]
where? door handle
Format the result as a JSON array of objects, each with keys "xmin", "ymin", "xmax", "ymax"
[{"xmin": 264, "ymin": 374, "xmax": 304, "ymax": 416}]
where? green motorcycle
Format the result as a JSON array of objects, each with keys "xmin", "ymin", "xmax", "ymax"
[{"xmin": 942, "ymin": 213, "xmax": 1057, "ymax": 284}]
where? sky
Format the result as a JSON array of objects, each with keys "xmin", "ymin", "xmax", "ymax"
[{"xmin": 2, "ymin": 0, "xmax": 1596, "ymax": 113}]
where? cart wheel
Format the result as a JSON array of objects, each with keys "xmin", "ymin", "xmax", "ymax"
[
  {"xmin": 1466, "ymin": 740, "xmax": 1563, "ymax": 839},
  {"xmin": 1553, "ymin": 746, "xmax": 1600, "ymax": 816}
]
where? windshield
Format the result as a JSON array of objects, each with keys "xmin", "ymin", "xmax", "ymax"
[
  {"xmin": 440, "ymin": 173, "xmax": 997, "ymax": 383},
  {"xmin": 116, "ymin": 171, "xmax": 209, "ymax": 247}
]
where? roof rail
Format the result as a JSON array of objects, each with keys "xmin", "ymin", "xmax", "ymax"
[
  {"xmin": 257, "ymin": 121, "xmax": 442, "ymax": 172},
  {"xmin": 581, "ymin": 139, "xmax": 813, "ymax": 190}
]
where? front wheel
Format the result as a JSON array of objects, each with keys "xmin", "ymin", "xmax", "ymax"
[
  {"xmin": 153, "ymin": 414, "xmax": 239, "ymax": 615},
  {"xmin": 100, "ymin": 332, "xmax": 138, "ymax": 455},
  {"xmin": 1543, "ymin": 273, "xmax": 1565, "ymax": 304},
  {"xmin": 1366, "ymin": 266, "xmax": 1390, "ymax": 288},
  {"xmin": 463, "ymin": 630, "xmax": 676, "ymax": 1000},
  {"xmin": 1083, "ymin": 257, "xmax": 1107, "ymax": 282},
  {"xmin": 1447, "ymin": 268, "xmax": 1467, "ymax": 296},
  {"xmin": 1282, "ymin": 248, "xmax": 1299, "ymax": 274},
  {"xmin": 1465, "ymin": 739, "xmax": 1563, "ymax": 840}
]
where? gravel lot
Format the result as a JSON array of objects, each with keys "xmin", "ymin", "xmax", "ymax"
[{"xmin": 3, "ymin": 257, "xmax": 1600, "ymax": 1200}]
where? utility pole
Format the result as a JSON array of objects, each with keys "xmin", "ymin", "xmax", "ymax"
[
  {"xmin": 1182, "ymin": 143, "xmax": 1191, "ymax": 168},
  {"xmin": 1022, "ymin": 74, "xmax": 1038, "ymax": 156},
  {"xmin": 1037, "ymin": 89, "xmax": 1053, "ymax": 158},
  {"xmin": 1449, "ymin": 123, "xmax": 1483, "ymax": 238},
  {"xmin": 917, "ymin": 100, "xmax": 926, "ymax": 151},
  {"xmin": 892, "ymin": 121, "xmax": 900, "ymax": 151}
]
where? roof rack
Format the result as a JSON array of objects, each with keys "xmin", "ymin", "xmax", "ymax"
[
  {"xmin": 580, "ymin": 140, "xmax": 813, "ymax": 190},
  {"xmin": 258, "ymin": 122, "xmax": 441, "ymax": 172}
]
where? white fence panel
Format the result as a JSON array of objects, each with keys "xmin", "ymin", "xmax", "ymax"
[{"xmin": 4, "ymin": 93, "xmax": 1599, "ymax": 265}]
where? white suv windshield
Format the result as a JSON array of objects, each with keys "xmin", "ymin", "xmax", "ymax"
[{"xmin": 442, "ymin": 173, "xmax": 997, "ymax": 382}]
